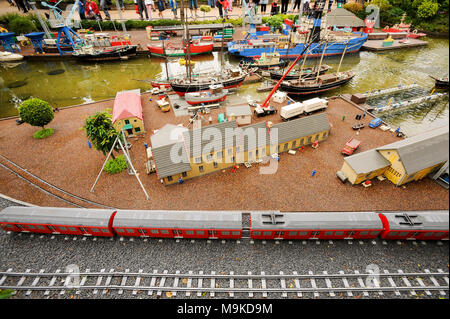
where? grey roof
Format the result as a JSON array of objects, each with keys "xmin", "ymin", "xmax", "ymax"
[
  {"xmin": 344, "ymin": 149, "xmax": 391, "ymax": 174},
  {"xmin": 270, "ymin": 113, "xmax": 330, "ymax": 144},
  {"xmin": 376, "ymin": 125, "xmax": 449, "ymax": 175},
  {"xmin": 251, "ymin": 212, "xmax": 383, "ymax": 230},
  {"xmin": 382, "ymin": 211, "xmax": 449, "ymax": 231},
  {"xmin": 152, "ymin": 142, "xmax": 192, "ymax": 179},
  {"xmin": 183, "ymin": 120, "xmax": 238, "ymax": 158},
  {"xmin": 113, "ymin": 210, "xmax": 242, "ymax": 229},
  {"xmin": 226, "ymin": 105, "xmax": 252, "ymax": 117},
  {"xmin": 150, "ymin": 124, "xmax": 188, "ymax": 149},
  {"xmin": 237, "ymin": 121, "xmax": 271, "ymax": 151},
  {"xmin": 0, "ymin": 206, "xmax": 113, "ymax": 227},
  {"xmin": 325, "ymin": 8, "xmax": 365, "ymax": 27}
]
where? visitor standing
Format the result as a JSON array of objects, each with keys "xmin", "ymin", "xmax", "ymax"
[
  {"xmin": 252, "ymin": 0, "xmax": 259, "ymax": 14},
  {"xmin": 208, "ymin": 0, "xmax": 216, "ymax": 8},
  {"xmin": 293, "ymin": 0, "xmax": 301, "ymax": 12},
  {"xmin": 156, "ymin": 0, "xmax": 165, "ymax": 19},
  {"xmin": 99, "ymin": 0, "xmax": 111, "ymax": 20},
  {"xmin": 189, "ymin": 0, "xmax": 198, "ymax": 19},
  {"xmin": 270, "ymin": 0, "xmax": 279, "ymax": 15},
  {"xmin": 14, "ymin": 0, "xmax": 28, "ymax": 13},
  {"xmin": 85, "ymin": 0, "xmax": 102, "ymax": 20},
  {"xmin": 217, "ymin": 0, "xmax": 224, "ymax": 18},
  {"xmin": 117, "ymin": 0, "xmax": 125, "ymax": 11},
  {"xmin": 144, "ymin": 0, "xmax": 154, "ymax": 19},
  {"xmin": 78, "ymin": 0, "xmax": 87, "ymax": 20},
  {"xmin": 260, "ymin": 0, "xmax": 268, "ymax": 14},
  {"xmin": 281, "ymin": 0, "xmax": 288, "ymax": 14},
  {"xmin": 169, "ymin": 0, "xmax": 178, "ymax": 19}
]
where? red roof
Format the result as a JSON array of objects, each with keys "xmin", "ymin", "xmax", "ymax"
[{"xmin": 112, "ymin": 90, "xmax": 143, "ymax": 123}]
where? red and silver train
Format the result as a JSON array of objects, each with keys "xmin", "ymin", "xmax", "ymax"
[{"xmin": 0, "ymin": 206, "xmax": 448, "ymax": 241}]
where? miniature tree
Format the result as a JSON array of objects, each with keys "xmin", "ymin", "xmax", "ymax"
[
  {"xmin": 200, "ymin": 5, "xmax": 212, "ymax": 19},
  {"xmin": 18, "ymin": 98, "xmax": 55, "ymax": 139},
  {"xmin": 83, "ymin": 109, "xmax": 121, "ymax": 160}
]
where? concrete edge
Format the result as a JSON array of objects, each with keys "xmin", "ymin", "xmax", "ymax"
[{"xmin": 0, "ymin": 193, "xmax": 36, "ymax": 207}]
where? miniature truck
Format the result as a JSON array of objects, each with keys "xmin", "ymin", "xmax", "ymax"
[
  {"xmin": 341, "ymin": 138, "xmax": 361, "ymax": 155},
  {"xmin": 254, "ymin": 105, "xmax": 277, "ymax": 117},
  {"xmin": 280, "ymin": 97, "xmax": 328, "ymax": 120}
]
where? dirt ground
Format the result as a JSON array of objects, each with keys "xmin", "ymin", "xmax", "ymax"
[{"xmin": 0, "ymin": 92, "xmax": 448, "ymax": 211}]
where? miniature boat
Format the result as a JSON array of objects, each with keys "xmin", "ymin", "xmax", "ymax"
[
  {"xmin": 269, "ymin": 65, "xmax": 331, "ymax": 81},
  {"xmin": 147, "ymin": 40, "xmax": 213, "ymax": 57},
  {"xmin": 0, "ymin": 51, "xmax": 24, "ymax": 62},
  {"xmin": 430, "ymin": 75, "xmax": 449, "ymax": 88},
  {"xmin": 185, "ymin": 84, "xmax": 228, "ymax": 105},
  {"xmin": 241, "ymin": 52, "xmax": 288, "ymax": 69},
  {"xmin": 352, "ymin": 123, "xmax": 365, "ymax": 130},
  {"xmin": 407, "ymin": 30, "xmax": 427, "ymax": 38},
  {"xmin": 150, "ymin": 80, "xmax": 171, "ymax": 89},
  {"xmin": 179, "ymin": 58, "xmax": 196, "ymax": 66},
  {"xmin": 280, "ymin": 71, "xmax": 355, "ymax": 96},
  {"xmin": 72, "ymin": 44, "xmax": 138, "ymax": 61},
  {"xmin": 170, "ymin": 67, "xmax": 247, "ymax": 96}
]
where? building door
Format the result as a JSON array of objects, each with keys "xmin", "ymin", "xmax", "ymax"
[{"xmin": 127, "ymin": 128, "xmax": 133, "ymax": 135}]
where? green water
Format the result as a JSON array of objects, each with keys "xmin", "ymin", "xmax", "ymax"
[{"xmin": 0, "ymin": 37, "xmax": 448, "ymax": 135}]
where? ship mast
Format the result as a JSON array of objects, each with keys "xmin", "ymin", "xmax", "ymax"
[
  {"xmin": 180, "ymin": 0, "xmax": 192, "ymax": 82},
  {"xmin": 336, "ymin": 40, "xmax": 349, "ymax": 75},
  {"xmin": 315, "ymin": 42, "xmax": 327, "ymax": 82}
]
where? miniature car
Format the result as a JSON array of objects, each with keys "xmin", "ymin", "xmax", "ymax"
[
  {"xmin": 341, "ymin": 138, "xmax": 361, "ymax": 155},
  {"xmin": 369, "ymin": 118, "xmax": 383, "ymax": 128}
]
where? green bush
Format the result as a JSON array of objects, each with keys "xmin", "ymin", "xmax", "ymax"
[
  {"xmin": 343, "ymin": 2, "xmax": 363, "ymax": 14},
  {"xmin": 33, "ymin": 128, "xmax": 54, "ymax": 139},
  {"xmin": 104, "ymin": 155, "xmax": 127, "ymax": 174},
  {"xmin": 19, "ymin": 98, "xmax": 54, "ymax": 129},
  {"xmin": 8, "ymin": 16, "xmax": 37, "ymax": 35}
]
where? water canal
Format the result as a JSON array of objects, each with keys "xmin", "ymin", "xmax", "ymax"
[{"xmin": 0, "ymin": 37, "xmax": 448, "ymax": 136}]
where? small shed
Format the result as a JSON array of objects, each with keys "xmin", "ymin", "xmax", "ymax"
[
  {"xmin": 226, "ymin": 105, "xmax": 252, "ymax": 125},
  {"xmin": 112, "ymin": 89, "xmax": 144, "ymax": 137}
]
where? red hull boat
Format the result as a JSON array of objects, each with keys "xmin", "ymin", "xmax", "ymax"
[{"xmin": 147, "ymin": 40, "xmax": 213, "ymax": 57}]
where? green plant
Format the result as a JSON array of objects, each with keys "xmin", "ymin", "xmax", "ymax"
[
  {"xmin": 82, "ymin": 109, "xmax": 121, "ymax": 159},
  {"xmin": 416, "ymin": 0, "xmax": 439, "ymax": 19},
  {"xmin": 0, "ymin": 289, "xmax": 14, "ymax": 299},
  {"xmin": 33, "ymin": 128, "xmax": 55, "ymax": 139},
  {"xmin": 104, "ymin": 155, "xmax": 127, "ymax": 174},
  {"xmin": 19, "ymin": 98, "xmax": 54, "ymax": 130},
  {"xmin": 8, "ymin": 16, "xmax": 37, "ymax": 35},
  {"xmin": 343, "ymin": 2, "xmax": 363, "ymax": 14}
]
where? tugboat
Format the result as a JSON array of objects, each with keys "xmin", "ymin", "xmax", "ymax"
[
  {"xmin": 147, "ymin": 39, "xmax": 213, "ymax": 57},
  {"xmin": 72, "ymin": 44, "xmax": 138, "ymax": 61},
  {"xmin": 185, "ymin": 84, "xmax": 228, "ymax": 105},
  {"xmin": 241, "ymin": 52, "xmax": 288, "ymax": 70}
]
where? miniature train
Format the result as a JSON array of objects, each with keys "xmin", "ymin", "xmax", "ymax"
[{"xmin": 0, "ymin": 207, "xmax": 448, "ymax": 241}]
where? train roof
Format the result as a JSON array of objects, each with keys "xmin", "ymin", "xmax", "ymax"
[
  {"xmin": 113, "ymin": 210, "xmax": 242, "ymax": 229},
  {"xmin": 0, "ymin": 206, "xmax": 113, "ymax": 227},
  {"xmin": 250, "ymin": 211, "xmax": 383, "ymax": 230},
  {"xmin": 381, "ymin": 211, "xmax": 449, "ymax": 231}
]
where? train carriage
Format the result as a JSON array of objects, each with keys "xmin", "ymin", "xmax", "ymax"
[
  {"xmin": 112, "ymin": 210, "xmax": 243, "ymax": 239},
  {"xmin": 379, "ymin": 211, "xmax": 449, "ymax": 240},
  {"xmin": 0, "ymin": 206, "xmax": 115, "ymax": 237},
  {"xmin": 250, "ymin": 211, "xmax": 384, "ymax": 240}
]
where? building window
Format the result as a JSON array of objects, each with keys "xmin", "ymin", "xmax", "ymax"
[
  {"xmin": 300, "ymin": 138, "xmax": 304, "ymax": 145},
  {"xmin": 292, "ymin": 140, "xmax": 297, "ymax": 148},
  {"xmin": 217, "ymin": 151, "xmax": 223, "ymax": 159},
  {"xmin": 125, "ymin": 119, "xmax": 130, "ymax": 124},
  {"xmin": 308, "ymin": 136, "xmax": 312, "ymax": 143},
  {"xmin": 231, "ymin": 156, "xmax": 235, "ymax": 162},
  {"xmin": 315, "ymin": 134, "xmax": 319, "ymax": 141},
  {"xmin": 182, "ymin": 172, "xmax": 187, "ymax": 177},
  {"xmin": 213, "ymin": 162, "xmax": 218, "ymax": 168},
  {"xmin": 195, "ymin": 157, "xmax": 201, "ymax": 164},
  {"xmin": 167, "ymin": 176, "xmax": 173, "ymax": 182},
  {"xmin": 255, "ymin": 149, "xmax": 259, "ymax": 156},
  {"xmin": 199, "ymin": 166, "xmax": 204, "ymax": 172},
  {"xmin": 228, "ymin": 149, "xmax": 233, "ymax": 156},
  {"xmin": 323, "ymin": 132, "xmax": 327, "ymax": 138},
  {"xmin": 284, "ymin": 143, "xmax": 288, "ymax": 150},
  {"xmin": 134, "ymin": 120, "xmax": 137, "ymax": 122},
  {"xmin": 135, "ymin": 127, "xmax": 141, "ymax": 132},
  {"xmin": 206, "ymin": 154, "xmax": 213, "ymax": 161}
]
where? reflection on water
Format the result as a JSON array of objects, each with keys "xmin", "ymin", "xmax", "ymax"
[{"xmin": 0, "ymin": 37, "xmax": 448, "ymax": 135}]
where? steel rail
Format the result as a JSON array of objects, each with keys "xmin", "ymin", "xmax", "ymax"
[{"xmin": 0, "ymin": 155, "xmax": 116, "ymax": 209}]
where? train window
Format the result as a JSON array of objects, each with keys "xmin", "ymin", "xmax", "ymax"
[
  {"xmin": 150, "ymin": 230, "xmax": 159, "ymax": 234},
  {"xmin": 91, "ymin": 228, "xmax": 99, "ymax": 232},
  {"xmin": 36, "ymin": 225, "xmax": 45, "ymax": 230},
  {"xmin": 263, "ymin": 231, "xmax": 272, "ymax": 236},
  {"xmin": 160, "ymin": 230, "xmax": 169, "ymax": 234},
  {"xmin": 370, "ymin": 231, "xmax": 380, "ymax": 236},
  {"xmin": 398, "ymin": 232, "xmax": 408, "ymax": 236},
  {"xmin": 222, "ymin": 231, "xmax": 230, "ymax": 235},
  {"xmin": 424, "ymin": 232, "xmax": 434, "ymax": 237},
  {"xmin": 435, "ymin": 232, "xmax": 444, "ymax": 236},
  {"xmin": 47, "ymin": 225, "xmax": 57, "ymax": 231},
  {"xmin": 59, "ymin": 226, "xmax": 67, "ymax": 231},
  {"xmin": 185, "ymin": 231, "xmax": 194, "ymax": 235},
  {"xmin": 4, "ymin": 224, "xmax": 13, "ymax": 228},
  {"xmin": 27, "ymin": 225, "xmax": 36, "ymax": 229},
  {"xmin": 115, "ymin": 228, "xmax": 124, "ymax": 233},
  {"xmin": 335, "ymin": 231, "xmax": 344, "ymax": 236},
  {"xmin": 232, "ymin": 231, "xmax": 240, "ymax": 236},
  {"xmin": 325, "ymin": 231, "xmax": 333, "ymax": 236},
  {"xmin": 298, "ymin": 232, "xmax": 308, "ymax": 236},
  {"xmin": 359, "ymin": 231, "xmax": 369, "ymax": 235},
  {"xmin": 389, "ymin": 232, "xmax": 398, "ymax": 236},
  {"xmin": 126, "ymin": 229, "xmax": 135, "ymax": 233},
  {"xmin": 312, "ymin": 231, "xmax": 320, "ymax": 236},
  {"xmin": 101, "ymin": 229, "xmax": 109, "ymax": 233},
  {"xmin": 196, "ymin": 231, "xmax": 204, "ymax": 235},
  {"xmin": 79, "ymin": 227, "xmax": 88, "ymax": 233},
  {"xmin": 68, "ymin": 227, "xmax": 77, "ymax": 231},
  {"xmin": 253, "ymin": 231, "xmax": 261, "ymax": 236},
  {"xmin": 288, "ymin": 231, "xmax": 297, "ymax": 236}
]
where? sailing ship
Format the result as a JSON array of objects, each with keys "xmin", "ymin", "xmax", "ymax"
[
  {"xmin": 269, "ymin": 64, "xmax": 331, "ymax": 81},
  {"xmin": 185, "ymin": 84, "xmax": 228, "ymax": 105},
  {"xmin": 72, "ymin": 44, "xmax": 138, "ymax": 61},
  {"xmin": 147, "ymin": 39, "xmax": 213, "ymax": 57}
]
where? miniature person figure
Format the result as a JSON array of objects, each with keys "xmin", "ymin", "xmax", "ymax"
[
  {"xmin": 270, "ymin": 0, "xmax": 279, "ymax": 15},
  {"xmin": 312, "ymin": 169, "xmax": 316, "ymax": 177},
  {"xmin": 342, "ymin": 115, "xmax": 345, "ymax": 121}
]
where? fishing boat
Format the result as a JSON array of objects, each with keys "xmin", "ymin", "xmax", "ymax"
[
  {"xmin": 0, "ymin": 51, "xmax": 24, "ymax": 62},
  {"xmin": 269, "ymin": 65, "xmax": 331, "ymax": 81},
  {"xmin": 280, "ymin": 71, "xmax": 355, "ymax": 95},
  {"xmin": 170, "ymin": 67, "xmax": 247, "ymax": 96},
  {"xmin": 430, "ymin": 75, "xmax": 449, "ymax": 89},
  {"xmin": 382, "ymin": 14, "xmax": 426, "ymax": 38},
  {"xmin": 147, "ymin": 39, "xmax": 213, "ymax": 57},
  {"xmin": 185, "ymin": 84, "xmax": 228, "ymax": 105},
  {"xmin": 72, "ymin": 44, "xmax": 138, "ymax": 61},
  {"xmin": 241, "ymin": 52, "xmax": 288, "ymax": 69}
]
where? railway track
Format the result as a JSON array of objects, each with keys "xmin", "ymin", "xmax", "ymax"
[
  {"xmin": 0, "ymin": 268, "xmax": 448, "ymax": 298},
  {"xmin": 0, "ymin": 155, "xmax": 116, "ymax": 209}
]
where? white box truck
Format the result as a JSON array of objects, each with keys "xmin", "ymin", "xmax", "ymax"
[
  {"xmin": 280, "ymin": 102, "xmax": 304, "ymax": 120},
  {"xmin": 302, "ymin": 97, "xmax": 328, "ymax": 115}
]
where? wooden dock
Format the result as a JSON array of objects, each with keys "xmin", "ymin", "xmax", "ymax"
[{"xmin": 362, "ymin": 38, "xmax": 428, "ymax": 51}]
